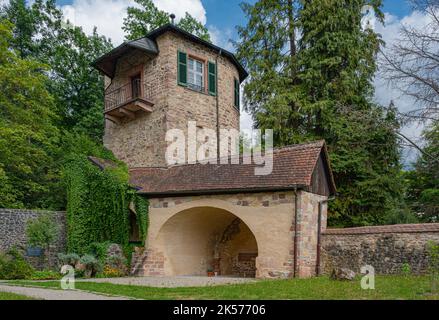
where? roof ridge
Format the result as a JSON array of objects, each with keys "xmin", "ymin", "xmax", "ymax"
[{"xmin": 129, "ymin": 140, "xmax": 326, "ymax": 172}]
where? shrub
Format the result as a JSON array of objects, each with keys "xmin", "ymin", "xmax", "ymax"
[
  {"xmin": 0, "ymin": 248, "xmax": 34, "ymax": 280},
  {"xmin": 26, "ymin": 213, "xmax": 59, "ymax": 269},
  {"xmin": 87, "ymin": 242, "xmax": 111, "ymax": 264},
  {"xmin": 102, "ymin": 266, "xmax": 125, "ymax": 278},
  {"xmin": 79, "ymin": 254, "xmax": 102, "ymax": 278},
  {"xmin": 104, "ymin": 255, "xmax": 128, "ymax": 277},
  {"xmin": 58, "ymin": 253, "xmax": 80, "ymax": 267},
  {"xmin": 29, "ymin": 270, "xmax": 61, "ymax": 280},
  {"xmin": 401, "ymin": 263, "xmax": 411, "ymax": 276},
  {"xmin": 106, "ymin": 255, "xmax": 127, "ymax": 269}
]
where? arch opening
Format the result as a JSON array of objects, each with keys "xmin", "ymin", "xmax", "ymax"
[{"xmin": 156, "ymin": 206, "xmax": 258, "ymax": 278}]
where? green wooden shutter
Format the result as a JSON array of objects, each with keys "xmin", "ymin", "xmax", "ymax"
[
  {"xmin": 234, "ymin": 78, "xmax": 240, "ymax": 108},
  {"xmin": 178, "ymin": 50, "xmax": 187, "ymax": 86},
  {"xmin": 208, "ymin": 61, "xmax": 217, "ymax": 96}
]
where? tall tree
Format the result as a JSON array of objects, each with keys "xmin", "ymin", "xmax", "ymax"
[
  {"xmin": 0, "ymin": 20, "xmax": 59, "ymax": 209},
  {"xmin": 123, "ymin": 0, "xmax": 211, "ymax": 41},
  {"xmin": 236, "ymin": 0, "xmax": 405, "ymax": 226},
  {"xmin": 1, "ymin": 0, "xmax": 37, "ymax": 58},
  {"xmin": 0, "ymin": 1, "xmax": 114, "ymax": 210},
  {"xmin": 406, "ymin": 121, "xmax": 439, "ymax": 222},
  {"xmin": 235, "ymin": 0, "xmax": 303, "ymax": 144},
  {"xmin": 1, "ymin": 0, "xmax": 113, "ymax": 141}
]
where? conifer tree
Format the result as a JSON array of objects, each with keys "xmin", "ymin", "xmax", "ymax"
[{"xmin": 235, "ymin": 0, "xmax": 404, "ymax": 226}]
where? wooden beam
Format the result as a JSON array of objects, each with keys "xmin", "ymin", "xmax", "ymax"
[
  {"xmin": 120, "ymin": 107, "xmax": 136, "ymax": 119},
  {"xmin": 105, "ymin": 114, "xmax": 121, "ymax": 125},
  {"xmin": 135, "ymin": 101, "xmax": 153, "ymax": 113}
]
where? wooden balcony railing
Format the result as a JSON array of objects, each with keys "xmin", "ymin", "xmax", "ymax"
[{"xmin": 104, "ymin": 79, "xmax": 154, "ymax": 124}]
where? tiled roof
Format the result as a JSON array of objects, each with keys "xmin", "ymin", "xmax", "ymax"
[
  {"xmin": 324, "ymin": 223, "xmax": 439, "ymax": 235},
  {"xmin": 92, "ymin": 38, "xmax": 159, "ymax": 78},
  {"xmin": 88, "ymin": 156, "xmax": 118, "ymax": 170},
  {"xmin": 93, "ymin": 24, "xmax": 248, "ymax": 81},
  {"xmin": 146, "ymin": 24, "xmax": 248, "ymax": 82},
  {"xmin": 129, "ymin": 140, "xmax": 335, "ymax": 196}
]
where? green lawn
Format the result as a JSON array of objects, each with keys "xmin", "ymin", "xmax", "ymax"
[
  {"xmin": 0, "ymin": 291, "xmax": 34, "ymax": 300},
  {"xmin": 8, "ymin": 276, "xmax": 439, "ymax": 300}
]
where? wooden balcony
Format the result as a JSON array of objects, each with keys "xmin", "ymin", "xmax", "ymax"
[{"xmin": 104, "ymin": 79, "xmax": 154, "ymax": 124}]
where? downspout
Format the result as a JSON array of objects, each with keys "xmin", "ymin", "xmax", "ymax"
[
  {"xmin": 293, "ymin": 188, "xmax": 299, "ymax": 278},
  {"xmin": 215, "ymin": 49, "xmax": 222, "ymax": 159},
  {"xmin": 315, "ymin": 196, "xmax": 335, "ymax": 276}
]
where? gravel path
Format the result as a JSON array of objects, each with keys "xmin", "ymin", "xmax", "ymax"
[
  {"xmin": 0, "ymin": 284, "xmax": 130, "ymax": 300},
  {"xmin": 81, "ymin": 276, "xmax": 256, "ymax": 288}
]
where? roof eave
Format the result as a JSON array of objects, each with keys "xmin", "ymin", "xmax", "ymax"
[
  {"xmin": 136, "ymin": 185, "xmax": 309, "ymax": 198},
  {"xmin": 92, "ymin": 41, "xmax": 159, "ymax": 78},
  {"xmin": 146, "ymin": 24, "xmax": 248, "ymax": 82},
  {"xmin": 320, "ymin": 142, "xmax": 337, "ymax": 196}
]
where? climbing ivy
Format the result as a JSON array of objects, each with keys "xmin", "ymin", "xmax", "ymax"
[{"xmin": 63, "ymin": 154, "xmax": 149, "ymax": 256}]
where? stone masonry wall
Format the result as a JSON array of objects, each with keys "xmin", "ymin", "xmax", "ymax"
[
  {"xmin": 295, "ymin": 192, "xmax": 327, "ymax": 278},
  {"xmin": 104, "ymin": 49, "xmax": 169, "ymax": 168},
  {"xmin": 149, "ymin": 191, "xmax": 296, "ymax": 209},
  {"xmin": 104, "ymin": 30, "xmax": 240, "ymax": 169},
  {"xmin": 321, "ymin": 224, "xmax": 439, "ymax": 275},
  {"xmin": 0, "ymin": 209, "xmax": 67, "ymax": 269}
]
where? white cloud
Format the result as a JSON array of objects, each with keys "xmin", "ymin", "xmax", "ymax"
[
  {"xmin": 208, "ymin": 25, "xmax": 234, "ymax": 51},
  {"xmin": 0, "ymin": 0, "xmax": 9, "ymax": 7},
  {"xmin": 61, "ymin": 0, "xmax": 132, "ymax": 45},
  {"xmin": 59, "ymin": 0, "xmax": 207, "ymax": 45},
  {"xmin": 153, "ymin": 0, "xmax": 206, "ymax": 25}
]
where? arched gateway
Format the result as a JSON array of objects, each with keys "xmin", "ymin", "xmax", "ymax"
[
  {"xmin": 157, "ymin": 206, "xmax": 259, "ymax": 277},
  {"xmin": 139, "ymin": 198, "xmax": 299, "ymax": 279}
]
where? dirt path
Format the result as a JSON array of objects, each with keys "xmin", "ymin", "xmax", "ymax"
[{"xmin": 0, "ymin": 284, "xmax": 130, "ymax": 300}]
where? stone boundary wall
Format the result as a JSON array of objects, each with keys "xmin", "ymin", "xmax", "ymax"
[
  {"xmin": 321, "ymin": 223, "xmax": 439, "ymax": 275},
  {"xmin": 0, "ymin": 209, "xmax": 67, "ymax": 269}
]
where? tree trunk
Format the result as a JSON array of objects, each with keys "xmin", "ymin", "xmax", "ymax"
[{"xmin": 287, "ymin": 0, "xmax": 299, "ymax": 131}]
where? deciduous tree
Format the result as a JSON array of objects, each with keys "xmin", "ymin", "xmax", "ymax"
[{"xmin": 123, "ymin": 0, "xmax": 211, "ymax": 41}]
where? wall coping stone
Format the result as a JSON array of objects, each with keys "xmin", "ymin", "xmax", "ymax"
[
  {"xmin": 323, "ymin": 223, "xmax": 439, "ymax": 235},
  {"xmin": 0, "ymin": 208, "xmax": 66, "ymax": 214}
]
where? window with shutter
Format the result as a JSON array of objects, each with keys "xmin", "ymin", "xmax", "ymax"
[
  {"xmin": 187, "ymin": 57, "xmax": 204, "ymax": 92},
  {"xmin": 208, "ymin": 61, "xmax": 217, "ymax": 96},
  {"xmin": 234, "ymin": 78, "xmax": 240, "ymax": 109},
  {"xmin": 178, "ymin": 50, "xmax": 187, "ymax": 86}
]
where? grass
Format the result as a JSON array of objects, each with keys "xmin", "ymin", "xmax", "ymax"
[
  {"xmin": 0, "ymin": 291, "xmax": 34, "ymax": 300},
  {"xmin": 8, "ymin": 275, "xmax": 439, "ymax": 300}
]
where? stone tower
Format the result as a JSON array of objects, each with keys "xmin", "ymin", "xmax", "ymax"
[{"xmin": 93, "ymin": 24, "xmax": 247, "ymax": 168}]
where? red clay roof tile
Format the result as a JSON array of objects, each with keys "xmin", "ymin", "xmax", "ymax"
[{"xmin": 129, "ymin": 140, "xmax": 335, "ymax": 196}]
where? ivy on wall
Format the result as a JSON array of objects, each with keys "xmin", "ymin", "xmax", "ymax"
[{"xmin": 63, "ymin": 154, "xmax": 148, "ymax": 255}]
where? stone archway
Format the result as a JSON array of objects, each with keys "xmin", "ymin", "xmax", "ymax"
[{"xmin": 155, "ymin": 207, "xmax": 259, "ymax": 278}]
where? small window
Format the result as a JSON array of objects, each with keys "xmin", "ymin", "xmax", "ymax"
[{"xmin": 187, "ymin": 57, "xmax": 204, "ymax": 92}]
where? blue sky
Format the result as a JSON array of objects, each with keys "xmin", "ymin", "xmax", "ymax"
[
  {"xmin": 55, "ymin": 0, "xmax": 413, "ymax": 36},
  {"xmin": 204, "ymin": 0, "xmax": 413, "ymax": 34}
]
